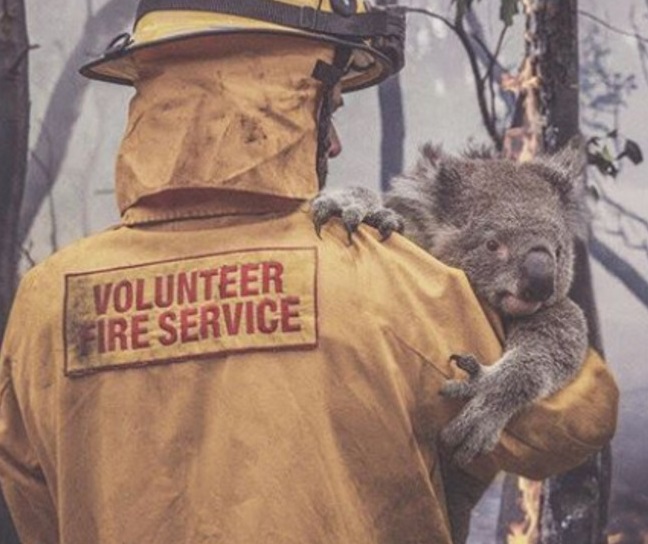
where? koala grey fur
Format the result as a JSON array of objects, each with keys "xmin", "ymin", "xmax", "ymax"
[{"xmin": 311, "ymin": 143, "xmax": 589, "ymax": 543}]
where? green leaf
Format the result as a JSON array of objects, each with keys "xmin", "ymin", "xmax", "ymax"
[
  {"xmin": 586, "ymin": 149, "xmax": 618, "ymax": 178},
  {"xmin": 601, "ymin": 144, "xmax": 615, "ymax": 163},
  {"xmin": 500, "ymin": 0, "xmax": 519, "ymax": 26}
]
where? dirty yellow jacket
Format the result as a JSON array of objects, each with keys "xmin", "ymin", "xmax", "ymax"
[
  {"xmin": 0, "ymin": 47, "xmax": 618, "ymax": 544},
  {"xmin": 0, "ymin": 196, "xmax": 617, "ymax": 544}
]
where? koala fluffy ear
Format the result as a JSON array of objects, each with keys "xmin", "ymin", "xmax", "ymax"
[
  {"xmin": 415, "ymin": 143, "xmax": 444, "ymax": 176},
  {"xmin": 545, "ymin": 137, "xmax": 587, "ymax": 191},
  {"xmin": 387, "ymin": 143, "xmax": 474, "ymax": 246},
  {"xmin": 534, "ymin": 140, "xmax": 590, "ymax": 240},
  {"xmin": 413, "ymin": 143, "xmax": 472, "ymax": 197}
]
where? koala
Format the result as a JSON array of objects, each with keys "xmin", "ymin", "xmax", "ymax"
[
  {"xmin": 311, "ymin": 143, "xmax": 589, "ymax": 466},
  {"xmin": 312, "ymin": 144, "xmax": 589, "ymax": 543}
]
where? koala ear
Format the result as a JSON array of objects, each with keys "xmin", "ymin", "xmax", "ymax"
[
  {"xmin": 414, "ymin": 142, "xmax": 444, "ymax": 177},
  {"xmin": 413, "ymin": 144, "xmax": 472, "ymax": 192},
  {"xmin": 461, "ymin": 141, "xmax": 497, "ymax": 160},
  {"xmin": 545, "ymin": 137, "xmax": 587, "ymax": 190},
  {"xmin": 533, "ymin": 141, "xmax": 590, "ymax": 240}
]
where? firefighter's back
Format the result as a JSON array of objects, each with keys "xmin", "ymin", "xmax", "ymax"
[{"xmin": 4, "ymin": 204, "xmax": 502, "ymax": 544}]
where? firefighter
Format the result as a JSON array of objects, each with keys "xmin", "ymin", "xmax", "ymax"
[{"xmin": 0, "ymin": 1, "xmax": 617, "ymax": 543}]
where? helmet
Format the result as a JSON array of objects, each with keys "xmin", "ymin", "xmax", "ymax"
[{"xmin": 79, "ymin": 0, "xmax": 406, "ymax": 92}]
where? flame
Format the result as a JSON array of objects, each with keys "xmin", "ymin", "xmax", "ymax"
[
  {"xmin": 503, "ymin": 0, "xmax": 544, "ymax": 164},
  {"xmin": 607, "ymin": 532, "xmax": 648, "ymax": 543},
  {"xmin": 506, "ymin": 477, "xmax": 543, "ymax": 544},
  {"xmin": 503, "ymin": 56, "xmax": 544, "ymax": 164}
]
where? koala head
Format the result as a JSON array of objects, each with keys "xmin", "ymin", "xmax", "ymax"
[{"xmin": 387, "ymin": 144, "xmax": 588, "ymax": 317}]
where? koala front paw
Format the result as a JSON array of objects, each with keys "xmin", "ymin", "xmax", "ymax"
[
  {"xmin": 440, "ymin": 354, "xmax": 487, "ymax": 399},
  {"xmin": 440, "ymin": 404, "xmax": 505, "ymax": 466},
  {"xmin": 311, "ymin": 187, "xmax": 403, "ymax": 243}
]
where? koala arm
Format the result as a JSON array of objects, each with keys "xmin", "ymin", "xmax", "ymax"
[
  {"xmin": 450, "ymin": 298, "xmax": 619, "ymax": 481},
  {"xmin": 438, "ymin": 349, "xmax": 617, "ymax": 484},
  {"xmin": 457, "ymin": 348, "xmax": 616, "ymax": 482},
  {"xmin": 441, "ymin": 299, "xmax": 590, "ymax": 466}
]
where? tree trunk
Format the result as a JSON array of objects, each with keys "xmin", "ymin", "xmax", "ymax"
[
  {"xmin": 17, "ymin": 0, "xmax": 131, "ymax": 245},
  {"xmin": 538, "ymin": 2, "xmax": 611, "ymax": 542},
  {"xmin": 378, "ymin": 75, "xmax": 405, "ymax": 191},
  {"xmin": 375, "ymin": 0, "xmax": 405, "ymax": 192},
  {"xmin": 0, "ymin": 0, "xmax": 30, "ymax": 541},
  {"xmin": 497, "ymin": 1, "xmax": 611, "ymax": 543}
]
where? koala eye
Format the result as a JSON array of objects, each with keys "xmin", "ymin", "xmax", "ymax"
[
  {"xmin": 556, "ymin": 246, "xmax": 562, "ymax": 259},
  {"xmin": 486, "ymin": 239, "xmax": 500, "ymax": 252}
]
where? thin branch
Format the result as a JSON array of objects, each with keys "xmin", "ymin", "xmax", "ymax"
[
  {"xmin": 403, "ymin": 7, "xmax": 455, "ymax": 38},
  {"xmin": 47, "ymin": 193, "xmax": 58, "ymax": 253},
  {"xmin": 578, "ymin": 9, "xmax": 648, "ymax": 44},
  {"xmin": 8, "ymin": 43, "xmax": 39, "ymax": 74},
  {"xmin": 29, "ymin": 150, "xmax": 52, "ymax": 184},
  {"xmin": 630, "ymin": 5, "xmax": 648, "ymax": 86},
  {"xmin": 20, "ymin": 246, "xmax": 36, "ymax": 268},
  {"xmin": 478, "ymin": 25, "xmax": 508, "ymax": 85},
  {"xmin": 471, "ymin": 25, "xmax": 508, "ymax": 131},
  {"xmin": 451, "ymin": 7, "xmax": 503, "ymax": 149},
  {"xmin": 464, "ymin": 9, "xmax": 516, "ymax": 123},
  {"xmin": 404, "ymin": 6, "xmax": 503, "ymax": 149}
]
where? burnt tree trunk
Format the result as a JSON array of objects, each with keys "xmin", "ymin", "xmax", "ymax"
[
  {"xmin": 0, "ymin": 0, "xmax": 29, "ymax": 334},
  {"xmin": 376, "ymin": 0, "xmax": 405, "ymax": 192},
  {"xmin": 378, "ymin": 75, "xmax": 405, "ymax": 191},
  {"xmin": 0, "ymin": 0, "xmax": 29, "ymax": 542},
  {"xmin": 496, "ymin": 1, "xmax": 612, "ymax": 543},
  {"xmin": 537, "ymin": 1, "xmax": 610, "ymax": 542}
]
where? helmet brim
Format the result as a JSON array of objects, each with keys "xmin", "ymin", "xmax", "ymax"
[{"xmin": 79, "ymin": 28, "xmax": 394, "ymax": 93}]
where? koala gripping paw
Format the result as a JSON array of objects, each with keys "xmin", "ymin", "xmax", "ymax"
[
  {"xmin": 440, "ymin": 354, "xmax": 485, "ymax": 400},
  {"xmin": 440, "ymin": 354, "xmax": 505, "ymax": 466},
  {"xmin": 440, "ymin": 402, "xmax": 504, "ymax": 466},
  {"xmin": 311, "ymin": 187, "xmax": 404, "ymax": 243}
]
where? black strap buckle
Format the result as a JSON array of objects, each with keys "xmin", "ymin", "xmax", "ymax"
[{"xmin": 299, "ymin": 6, "xmax": 318, "ymax": 30}]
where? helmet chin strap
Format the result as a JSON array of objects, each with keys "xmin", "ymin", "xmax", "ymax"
[{"xmin": 311, "ymin": 47, "xmax": 351, "ymax": 189}]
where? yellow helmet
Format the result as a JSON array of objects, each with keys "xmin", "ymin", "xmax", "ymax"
[{"xmin": 79, "ymin": 0, "xmax": 406, "ymax": 92}]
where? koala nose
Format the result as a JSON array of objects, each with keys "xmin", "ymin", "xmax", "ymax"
[{"xmin": 520, "ymin": 248, "xmax": 555, "ymax": 302}]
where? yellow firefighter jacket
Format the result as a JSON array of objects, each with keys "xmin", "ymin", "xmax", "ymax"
[{"xmin": 0, "ymin": 43, "xmax": 618, "ymax": 544}]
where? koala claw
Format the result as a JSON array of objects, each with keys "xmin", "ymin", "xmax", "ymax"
[
  {"xmin": 366, "ymin": 209, "xmax": 406, "ymax": 241},
  {"xmin": 340, "ymin": 206, "xmax": 364, "ymax": 244},
  {"xmin": 449, "ymin": 354, "xmax": 483, "ymax": 378},
  {"xmin": 310, "ymin": 188, "xmax": 404, "ymax": 243},
  {"xmin": 311, "ymin": 195, "xmax": 340, "ymax": 239}
]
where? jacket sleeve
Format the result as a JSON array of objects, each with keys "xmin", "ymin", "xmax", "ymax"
[{"xmin": 0, "ymin": 277, "xmax": 59, "ymax": 543}]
